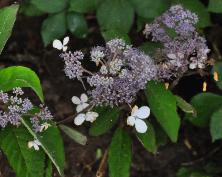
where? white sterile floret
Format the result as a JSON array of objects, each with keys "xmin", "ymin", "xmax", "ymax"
[
  {"xmin": 28, "ymin": 139, "xmax": 41, "ymax": 151},
  {"xmin": 189, "ymin": 57, "xmax": 204, "ymax": 69},
  {"xmin": 40, "ymin": 122, "xmax": 51, "ymax": 132},
  {"xmin": 72, "ymin": 93, "xmax": 89, "ymax": 113},
  {"xmin": 74, "ymin": 111, "xmax": 98, "ymax": 125},
  {"xmin": 53, "ymin": 36, "xmax": 69, "ymax": 52},
  {"xmin": 127, "ymin": 105, "xmax": 150, "ymax": 133}
]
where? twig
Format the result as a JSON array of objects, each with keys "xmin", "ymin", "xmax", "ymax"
[
  {"xmin": 56, "ymin": 104, "xmax": 93, "ymax": 124},
  {"xmin": 96, "ymin": 150, "xmax": 108, "ymax": 177},
  {"xmin": 212, "ymin": 42, "xmax": 222, "ymax": 60},
  {"xmin": 181, "ymin": 145, "xmax": 222, "ymax": 166}
]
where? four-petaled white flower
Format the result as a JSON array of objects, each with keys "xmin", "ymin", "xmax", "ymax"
[
  {"xmin": 127, "ymin": 105, "xmax": 150, "ymax": 133},
  {"xmin": 40, "ymin": 122, "xmax": 51, "ymax": 132},
  {"xmin": 74, "ymin": 111, "xmax": 99, "ymax": 125},
  {"xmin": 53, "ymin": 36, "xmax": 69, "ymax": 52},
  {"xmin": 72, "ymin": 93, "xmax": 89, "ymax": 113},
  {"xmin": 28, "ymin": 139, "xmax": 41, "ymax": 151}
]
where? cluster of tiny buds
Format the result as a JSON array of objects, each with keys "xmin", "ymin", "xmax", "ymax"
[{"xmin": 0, "ymin": 87, "xmax": 52, "ymax": 133}]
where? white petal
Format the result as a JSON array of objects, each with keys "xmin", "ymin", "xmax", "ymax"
[
  {"xmin": 74, "ymin": 114, "xmax": 86, "ymax": 125},
  {"xmin": 34, "ymin": 140, "xmax": 41, "ymax": 146},
  {"xmin": 198, "ymin": 62, "xmax": 205, "ymax": 69},
  {"xmin": 80, "ymin": 93, "xmax": 88, "ymax": 103},
  {"xmin": 76, "ymin": 103, "xmax": 89, "ymax": 113},
  {"xmin": 127, "ymin": 116, "xmax": 136, "ymax": 126},
  {"xmin": 167, "ymin": 53, "xmax": 176, "ymax": 60},
  {"xmin": 86, "ymin": 112, "xmax": 98, "ymax": 122},
  {"xmin": 28, "ymin": 140, "xmax": 40, "ymax": 150},
  {"xmin": 63, "ymin": 36, "xmax": 69, "ymax": 45},
  {"xmin": 76, "ymin": 105, "xmax": 83, "ymax": 113},
  {"xmin": 52, "ymin": 39, "xmax": 63, "ymax": 50},
  {"xmin": 135, "ymin": 119, "xmax": 148, "ymax": 133},
  {"xmin": 189, "ymin": 62, "xmax": 197, "ymax": 69},
  {"xmin": 133, "ymin": 106, "xmax": 150, "ymax": 119},
  {"xmin": 71, "ymin": 96, "xmax": 81, "ymax": 105},
  {"xmin": 62, "ymin": 46, "xmax": 68, "ymax": 52},
  {"xmin": 28, "ymin": 141, "xmax": 33, "ymax": 149},
  {"xmin": 33, "ymin": 144, "xmax": 40, "ymax": 151},
  {"xmin": 131, "ymin": 105, "xmax": 138, "ymax": 115}
]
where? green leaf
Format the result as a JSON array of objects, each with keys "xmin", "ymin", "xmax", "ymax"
[
  {"xmin": 129, "ymin": 0, "xmax": 170, "ymax": 19},
  {"xmin": 136, "ymin": 122, "xmax": 157, "ymax": 153},
  {"xmin": 185, "ymin": 93, "xmax": 222, "ymax": 127},
  {"xmin": 97, "ymin": 0, "xmax": 134, "ymax": 33},
  {"xmin": 21, "ymin": 119, "xmax": 65, "ymax": 177},
  {"xmin": 89, "ymin": 106, "xmax": 120, "ymax": 136},
  {"xmin": 0, "ymin": 5, "xmax": 19, "ymax": 54},
  {"xmin": 0, "ymin": 126, "xmax": 45, "ymax": 177},
  {"xmin": 59, "ymin": 124, "xmax": 87, "ymax": 145},
  {"xmin": 145, "ymin": 81, "xmax": 180, "ymax": 142},
  {"xmin": 210, "ymin": 107, "xmax": 222, "ymax": 142},
  {"xmin": 102, "ymin": 29, "xmax": 131, "ymax": 43},
  {"xmin": 20, "ymin": 1, "xmax": 44, "ymax": 17},
  {"xmin": 67, "ymin": 12, "xmax": 88, "ymax": 38},
  {"xmin": 30, "ymin": 0, "xmax": 67, "ymax": 13},
  {"xmin": 177, "ymin": 167, "xmax": 212, "ymax": 177},
  {"xmin": 69, "ymin": 0, "xmax": 102, "ymax": 13},
  {"xmin": 155, "ymin": 124, "xmax": 168, "ymax": 147},
  {"xmin": 41, "ymin": 12, "xmax": 67, "ymax": 46},
  {"xmin": 190, "ymin": 172, "xmax": 212, "ymax": 177},
  {"xmin": 45, "ymin": 159, "xmax": 53, "ymax": 177},
  {"xmin": 172, "ymin": 0, "xmax": 211, "ymax": 28},
  {"xmin": 212, "ymin": 62, "xmax": 222, "ymax": 90},
  {"xmin": 175, "ymin": 95, "xmax": 196, "ymax": 115},
  {"xmin": 0, "ymin": 66, "xmax": 44, "ymax": 102},
  {"xmin": 108, "ymin": 128, "xmax": 132, "ymax": 177},
  {"xmin": 208, "ymin": 0, "xmax": 222, "ymax": 13}
]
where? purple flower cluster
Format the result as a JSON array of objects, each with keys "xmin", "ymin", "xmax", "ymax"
[
  {"xmin": 60, "ymin": 39, "xmax": 157, "ymax": 106},
  {"xmin": 57, "ymin": 5, "xmax": 210, "ymax": 107},
  {"xmin": 31, "ymin": 105, "xmax": 53, "ymax": 132},
  {"xmin": 0, "ymin": 87, "xmax": 52, "ymax": 132},
  {"xmin": 144, "ymin": 5, "xmax": 210, "ymax": 79}
]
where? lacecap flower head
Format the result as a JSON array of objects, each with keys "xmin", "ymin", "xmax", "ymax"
[{"xmin": 57, "ymin": 38, "xmax": 157, "ymax": 107}]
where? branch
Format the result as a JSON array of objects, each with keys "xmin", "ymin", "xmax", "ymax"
[
  {"xmin": 56, "ymin": 104, "xmax": 93, "ymax": 124},
  {"xmin": 96, "ymin": 150, "xmax": 108, "ymax": 177}
]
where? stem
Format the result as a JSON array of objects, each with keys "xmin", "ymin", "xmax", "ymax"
[
  {"xmin": 96, "ymin": 150, "xmax": 108, "ymax": 177},
  {"xmin": 181, "ymin": 144, "xmax": 222, "ymax": 166},
  {"xmin": 212, "ymin": 42, "xmax": 222, "ymax": 60},
  {"xmin": 56, "ymin": 104, "xmax": 93, "ymax": 124},
  {"xmin": 82, "ymin": 68, "xmax": 94, "ymax": 75}
]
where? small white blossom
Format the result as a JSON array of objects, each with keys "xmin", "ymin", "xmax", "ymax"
[
  {"xmin": 40, "ymin": 122, "xmax": 51, "ymax": 132},
  {"xmin": 74, "ymin": 111, "xmax": 98, "ymax": 125},
  {"xmin": 91, "ymin": 47, "xmax": 105, "ymax": 66},
  {"xmin": 85, "ymin": 112, "xmax": 98, "ymax": 122},
  {"xmin": 53, "ymin": 36, "xmax": 69, "ymax": 52},
  {"xmin": 72, "ymin": 93, "xmax": 89, "ymax": 113},
  {"xmin": 28, "ymin": 139, "xmax": 41, "ymax": 151},
  {"xmin": 127, "ymin": 105, "xmax": 150, "ymax": 133},
  {"xmin": 189, "ymin": 57, "xmax": 205, "ymax": 69}
]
